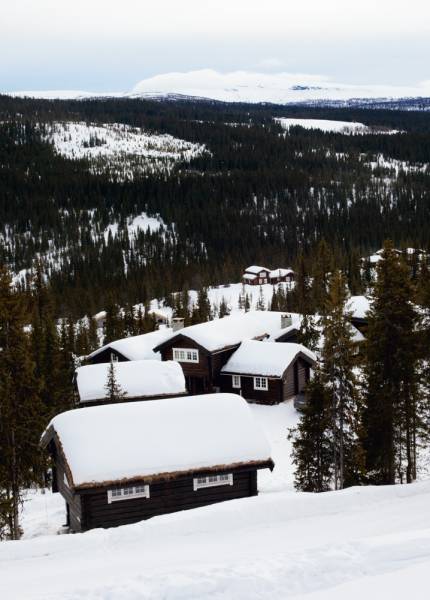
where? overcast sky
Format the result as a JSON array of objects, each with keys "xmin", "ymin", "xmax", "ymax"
[{"xmin": 2, "ymin": 0, "xmax": 429, "ymax": 92}]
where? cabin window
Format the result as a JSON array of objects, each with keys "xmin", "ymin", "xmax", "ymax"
[
  {"xmin": 110, "ymin": 352, "xmax": 118, "ymax": 362},
  {"xmin": 107, "ymin": 484, "xmax": 150, "ymax": 504},
  {"xmin": 173, "ymin": 347, "xmax": 199, "ymax": 363},
  {"xmin": 193, "ymin": 473, "xmax": 233, "ymax": 490},
  {"xmin": 254, "ymin": 376, "xmax": 268, "ymax": 390},
  {"xmin": 232, "ymin": 375, "xmax": 241, "ymax": 388}
]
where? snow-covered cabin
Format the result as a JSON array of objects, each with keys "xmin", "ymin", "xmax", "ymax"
[
  {"xmin": 41, "ymin": 393, "xmax": 274, "ymax": 532},
  {"xmin": 269, "ymin": 268, "xmax": 295, "ymax": 284},
  {"xmin": 75, "ymin": 360, "xmax": 187, "ymax": 406},
  {"xmin": 87, "ymin": 327, "xmax": 174, "ymax": 364},
  {"xmin": 242, "ymin": 265, "xmax": 271, "ymax": 285},
  {"xmin": 153, "ymin": 311, "xmax": 296, "ymax": 395},
  {"xmin": 220, "ymin": 341, "xmax": 316, "ymax": 404}
]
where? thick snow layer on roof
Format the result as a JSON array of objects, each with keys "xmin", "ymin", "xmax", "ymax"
[
  {"xmin": 243, "ymin": 273, "xmax": 257, "ymax": 280},
  {"xmin": 347, "ymin": 296, "xmax": 371, "ymax": 320},
  {"xmin": 76, "ymin": 360, "xmax": 186, "ymax": 403},
  {"xmin": 166, "ymin": 311, "xmax": 293, "ymax": 352},
  {"xmin": 45, "ymin": 394, "xmax": 272, "ymax": 487},
  {"xmin": 88, "ymin": 327, "xmax": 174, "ymax": 361},
  {"xmin": 222, "ymin": 341, "xmax": 316, "ymax": 377},
  {"xmin": 269, "ymin": 313, "xmax": 365, "ymax": 345},
  {"xmin": 245, "ymin": 265, "xmax": 270, "ymax": 274},
  {"xmin": 269, "ymin": 268, "xmax": 294, "ymax": 278}
]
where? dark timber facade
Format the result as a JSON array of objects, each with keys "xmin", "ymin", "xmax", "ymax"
[
  {"xmin": 220, "ymin": 354, "xmax": 313, "ymax": 405},
  {"xmin": 44, "ymin": 433, "xmax": 273, "ymax": 532}
]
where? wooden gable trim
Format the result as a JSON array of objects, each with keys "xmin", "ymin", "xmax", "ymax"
[
  {"xmin": 41, "ymin": 427, "xmax": 76, "ymax": 491},
  {"xmin": 153, "ymin": 333, "xmax": 210, "ymax": 355}
]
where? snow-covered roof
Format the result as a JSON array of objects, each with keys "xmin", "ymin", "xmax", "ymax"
[
  {"xmin": 155, "ymin": 311, "xmax": 293, "ymax": 353},
  {"xmin": 242, "ymin": 273, "xmax": 257, "ymax": 281},
  {"xmin": 43, "ymin": 394, "xmax": 273, "ymax": 488},
  {"xmin": 269, "ymin": 313, "xmax": 365, "ymax": 346},
  {"xmin": 87, "ymin": 327, "xmax": 174, "ymax": 361},
  {"xmin": 269, "ymin": 268, "xmax": 294, "ymax": 278},
  {"xmin": 76, "ymin": 360, "xmax": 186, "ymax": 404},
  {"xmin": 369, "ymin": 254, "xmax": 383, "ymax": 264},
  {"xmin": 244, "ymin": 265, "xmax": 270, "ymax": 275},
  {"xmin": 347, "ymin": 296, "xmax": 371, "ymax": 320},
  {"xmin": 221, "ymin": 341, "xmax": 316, "ymax": 377}
]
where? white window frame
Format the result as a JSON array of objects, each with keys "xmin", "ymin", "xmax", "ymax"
[
  {"xmin": 193, "ymin": 473, "xmax": 233, "ymax": 491},
  {"xmin": 110, "ymin": 352, "xmax": 118, "ymax": 362},
  {"xmin": 232, "ymin": 374, "xmax": 241, "ymax": 389},
  {"xmin": 107, "ymin": 484, "xmax": 150, "ymax": 504},
  {"xmin": 173, "ymin": 347, "xmax": 199, "ymax": 363},
  {"xmin": 254, "ymin": 376, "xmax": 268, "ymax": 391}
]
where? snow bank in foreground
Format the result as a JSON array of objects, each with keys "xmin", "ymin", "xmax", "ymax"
[{"xmin": 5, "ymin": 476, "xmax": 430, "ymax": 599}]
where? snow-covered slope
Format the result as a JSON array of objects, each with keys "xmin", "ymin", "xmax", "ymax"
[
  {"xmin": 6, "ymin": 400, "xmax": 430, "ymax": 599},
  {"xmin": 42, "ymin": 121, "xmax": 206, "ymax": 178},
  {"xmin": 10, "ymin": 70, "xmax": 430, "ymax": 105}
]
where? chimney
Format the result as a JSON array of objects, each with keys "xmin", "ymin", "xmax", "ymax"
[
  {"xmin": 172, "ymin": 317, "xmax": 185, "ymax": 332},
  {"xmin": 281, "ymin": 314, "xmax": 292, "ymax": 329}
]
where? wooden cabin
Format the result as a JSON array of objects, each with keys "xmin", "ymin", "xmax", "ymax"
[
  {"xmin": 75, "ymin": 360, "xmax": 187, "ymax": 406},
  {"xmin": 153, "ymin": 311, "xmax": 295, "ymax": 395},
  {"xmin": 242, "ymin": 265, "xmax": 271, "ymax": 285},
  {"xmin": 220, "ymin": 340, "xmax": 316, "ymax": 405},
  {"xmin": 269, "ymin": 268, "xmax": 295, "ymax": 285},
  {"xmin": 41, "ymin": 394, "xmax": 274, "ymax": 532},
  {"xmin": 87, "ymin": 327, "xmax": 174, "ymax": 364}
]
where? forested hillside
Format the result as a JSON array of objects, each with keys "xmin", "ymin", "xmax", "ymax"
[{"xmin": 1, "ymin": 94, "xmax": 429, "ymax": 317}]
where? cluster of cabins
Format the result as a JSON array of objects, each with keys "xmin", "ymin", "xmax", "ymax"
[{"xmin": 43, "ymin": 301, "xmax": 368, "ymax": 533}]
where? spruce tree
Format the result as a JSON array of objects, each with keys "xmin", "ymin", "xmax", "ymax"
[
  {"xmin": 104, "ymin": 359, "xmax": 127, "ymax": 404},
  {"xmin": 289, "ymin": 369, "xmax": 332, "ymax": 492},
  {"xmin": 321, "ymin": 270, "xmax": 364, "ymax": 489},
  {"xmin": 0, "ymin": 266, "xmax": 44, "ymax": 539},
  {"xmin": 363, "ymin": 242, "xmax": 420, "ymax": 484}
]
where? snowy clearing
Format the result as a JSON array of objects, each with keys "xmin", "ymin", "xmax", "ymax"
[
  {"xmin": 43, "ymin": 121, "xmax": 207, "ymax": 178},
  {"xmin": 275, "ymin": 117, "xmax": 399, "ymax": 135}
]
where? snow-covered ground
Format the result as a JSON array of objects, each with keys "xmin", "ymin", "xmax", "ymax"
[
  {"xmin": 275, "ymin": 118, "xmax": 400, "ymax": 135},
  {"xmin": 3, "ymin": 401, "xmax": 430, "ymax": 599},
  {"xmin": 11, "ymin": 69, "xmax": 430, "ymax": 104},
  {"xmin": 1, "ymin": 407, "xmax": 428, "ymax": 599},
  {"xmin": 104, "ymin": 212, "xmax": 167, "ymax": 242},
  {"xmin": 276, "ymin": 117, "xmax": 368, "ymax": 134},
  {"xmin": 43, "ymin": 121, "xmax": 206, "ymax": 178}
]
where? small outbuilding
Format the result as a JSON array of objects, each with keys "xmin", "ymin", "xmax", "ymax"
[
  {"xmin": 220, "ymin": 340, "xmax": 316, "ymax": 404},
  {"xmin": 87, "ymin": 327, "xmax": 174, "ymax": 364},
  {"xmin": 41, "ymin": 393, "xmax": 274, "ymax": 532},
  {"xmin": 75, "ymin": 360, "xmax": 187, "ymax": 406}
]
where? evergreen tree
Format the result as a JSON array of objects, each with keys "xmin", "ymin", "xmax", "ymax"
[
  {"xmin": 289, "ymin": 369, "xmax": 332, "ymax": 492},
  {"xmin": 363, "ymin": 242, "xmax": 420, "ymax": 484},
  {"xmin": 0, "ymin": 266, "xmax": 44, "ymax": 539},
  {"xmin": 297, "ymin": 312, "xmax": 320, "ymax": 352},
  {"xmin": 321, "ymin": 270, "xmax": 364, "ymax": 489},
  {"xmin": 104, "ymin": 359, "xmax": 127, "ymax": 404},
  {"xmin": 197, "ymin": 287, "xmax": 212, "ymax": 322},
  {"xmin": 219, "ymin": 297, "xmax": 230, "ymax": 318},
  {"xmin": 256, "ymin": 286, "xmax": 266, "ymax": 310}
]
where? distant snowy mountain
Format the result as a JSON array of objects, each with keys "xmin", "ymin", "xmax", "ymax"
[{"xmin": 9, "ymin": 69, "xmax": 430, "ymax": 107}]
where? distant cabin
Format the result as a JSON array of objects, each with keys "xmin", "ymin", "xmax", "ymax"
[
  {"xmin": 242, "ymin": 265, "xmax": 295, "ymax": 286},
  {"xmin": 242, "ymin": 265, "xmax": 271, "ymax": 285},
  {"xmin": 220, "ymin": 341, "xmax": 316, "ymax": 404},
  {"xmin": 269, "ymin": 268, "xmax": 295, "ymax": 285},
  {"xmin": 41, "ymin": 394, "xmax": 274, "ymax": 532},
  {"xmin": 87, "ymin": 327, "xmax": 174, "ymax": 364},
  {"xmin": 153, "ymin": 311, "xmax": 297, "ymax": 395},
  {"xmin": 75, "ymin": 360, "xmax": 187, "ymax": 406}
]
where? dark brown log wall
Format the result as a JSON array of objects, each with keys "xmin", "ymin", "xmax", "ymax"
[
  {"xmin": 219, "ymin": 374, "xmax": 283, "ymax": 405},
  {"xmin": 77, "ymin": 469, "xmax": 258, "ymax": 531}
]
